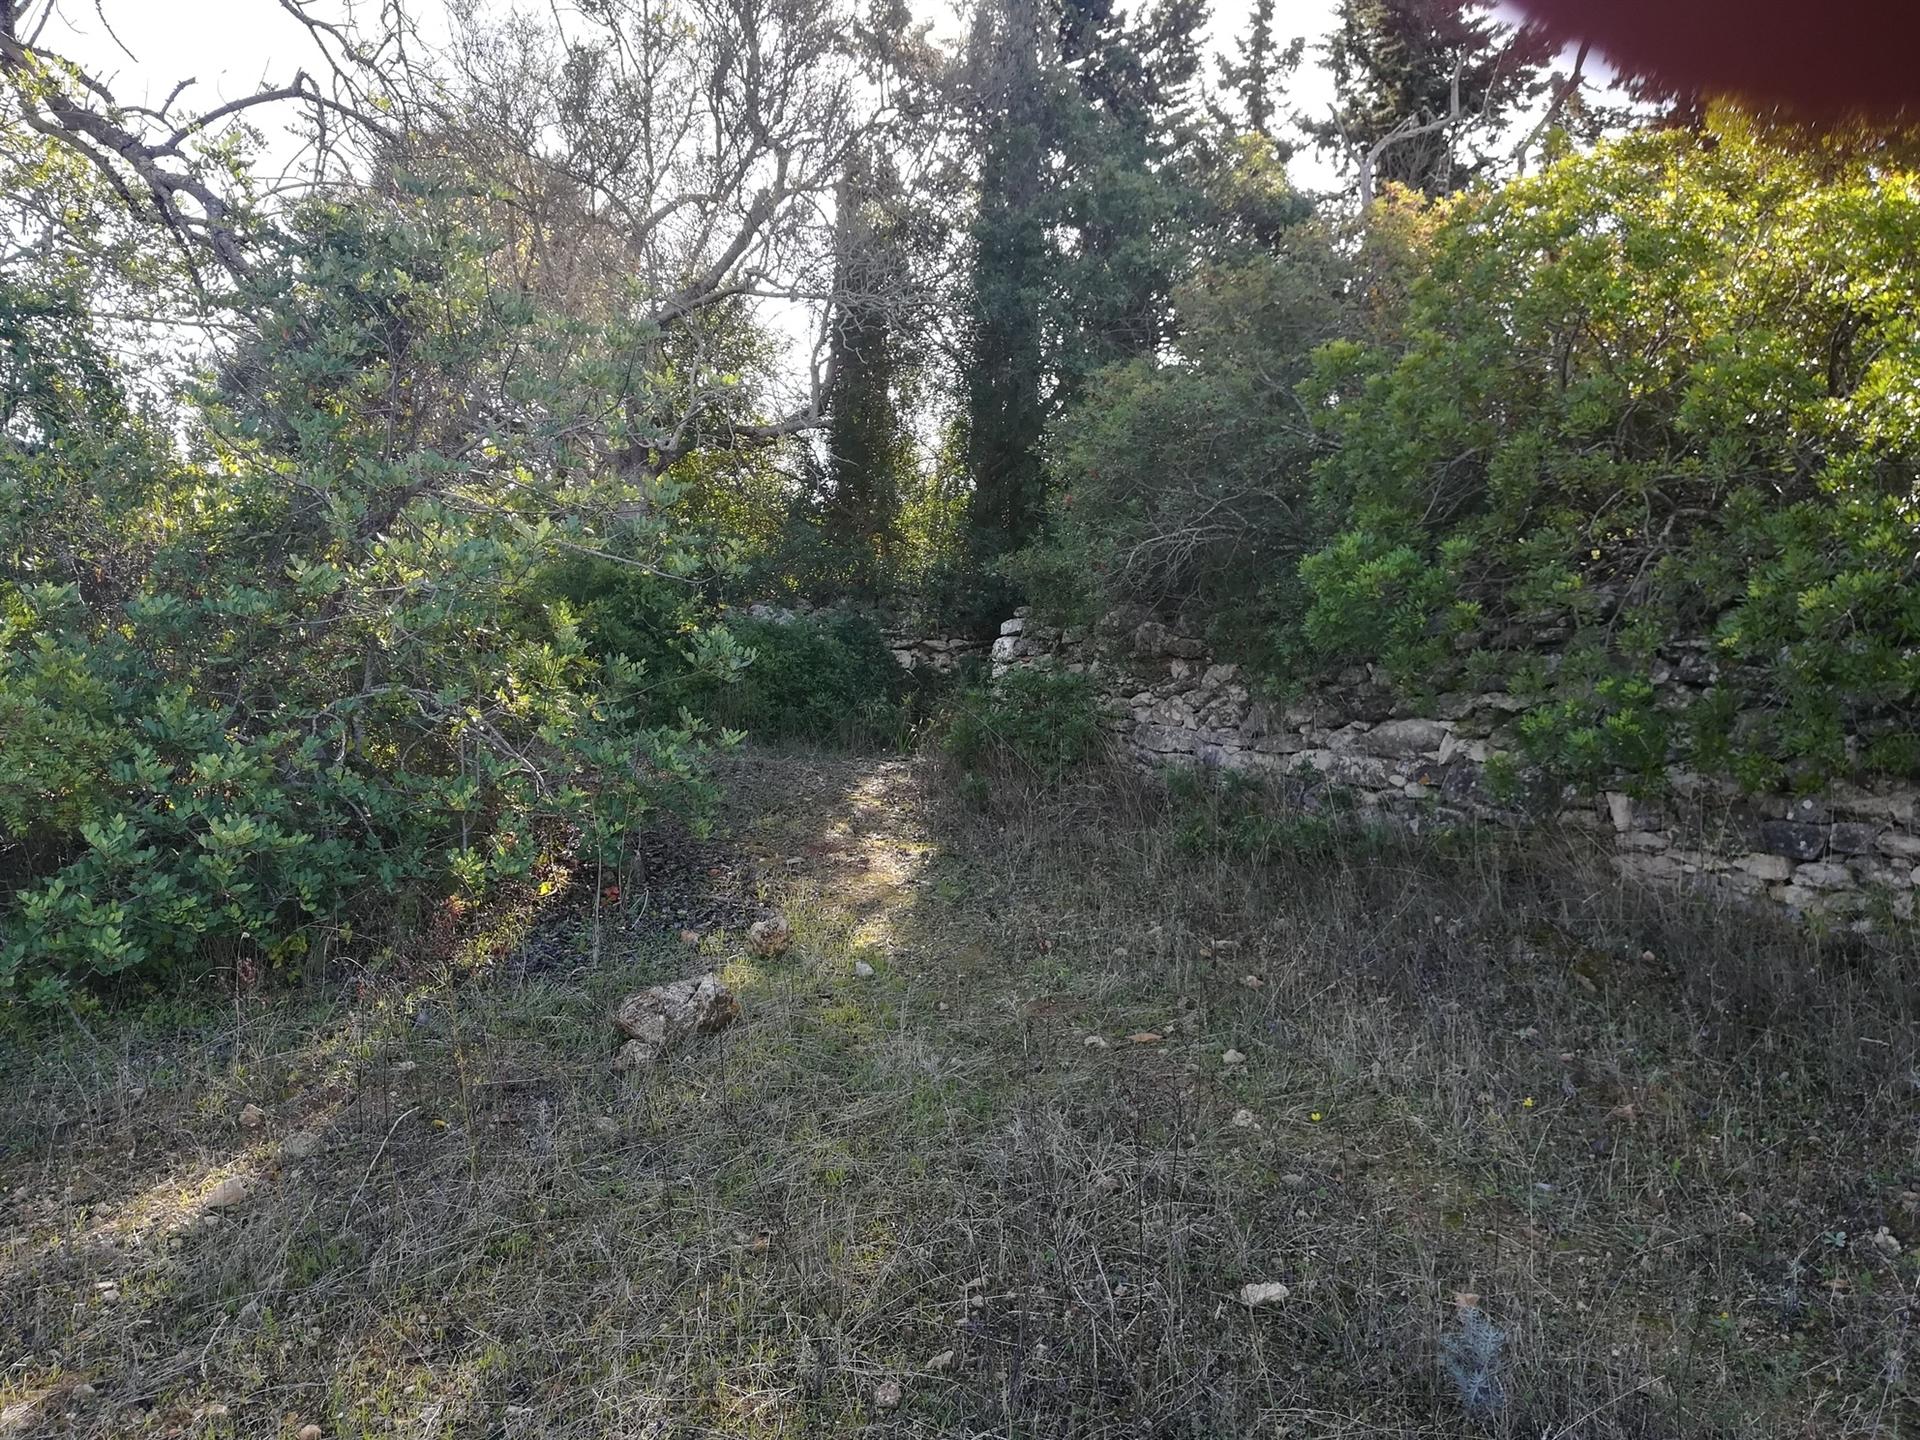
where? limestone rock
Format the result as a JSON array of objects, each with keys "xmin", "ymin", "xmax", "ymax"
[
  {"xmin": 1828, "ymin": 822, "xmax": 1878, "ymax": 856},
  {"xmin": 612, "ymin": 973, "xmax": 740, "ymax": 1069},
  {"xmin": 1239, "ymin": 1281, "xmax": 1290, "ymax": 1307},
  {"xmin": 1353, "ymin": 718, "xmax": 1450, "ymax": 759},
  {"xmin": 1792, "ymin": 861, "xmax": 1853, "ymax": 892},
  {"xmin": 1735, "ymin": 852, "xmax": 1793, "ymax": 883},
  {"xmin": 203, "ymin": 1174, "xmax": 253, "ymax": 1210},
  {"xmin": 746, "ymin": 915, "xmax": 792, "ymax": 958},
  {"xmin": 1877, "ymin": 830, "xmax": 1920, "ymax": 861}
]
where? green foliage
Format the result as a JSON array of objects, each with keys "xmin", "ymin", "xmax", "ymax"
[
  {"xmin": 1011, "ymin": 221, "xmax": 1347, "ymax": 630},
  {"xmin": 1165, "ymin": 767, "xmax": 1399, "ymax": 865},
  {"xmin": 684, "ymin": 614, "xmax": 914, "ymax": 748},
  {"xmin": 529, "ymin": 554, "xmax": 719, "ymax": 706},
  {"xmin": 937, "ymin": 669, "xmax": 1103, "ymax": 784},
  {"xmin": 0, "ymin": 196, "xmax": 726, "ymax": 1003},
  {"xmin": 1513, "ymin": 669, "xmax": 1670, "ymax": 791},
  {"xmin": 1298, "ymin": 113, "xmax": 1920, "ymax": 786}
]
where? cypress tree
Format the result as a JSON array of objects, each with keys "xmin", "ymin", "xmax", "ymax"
[{"xmin": 823, "ymin": 150, "xmax": 911, "ymax": 596}]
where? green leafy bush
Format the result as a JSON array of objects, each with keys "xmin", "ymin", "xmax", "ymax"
[
  {"xmin": 688, "ymin": 613, "xmax": 914, "ymax": 748},
  {"xmin": 1296, "ymin": 112, "xmax": 1920, "ymax": 787},
  {"xmin": 1009, "ymin": 233, "xmax": 1348, "ymax": 633},
  {"xmin": 0, "ymin": 200, "xmax": 723, "ymax": 1003},
  {"xmin": 937, "ymin": 669, "xmax": 1103, "ymax": 784}
]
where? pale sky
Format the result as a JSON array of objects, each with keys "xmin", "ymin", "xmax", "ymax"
[
  {"xmin": 30, "ymin": 0, "xmax": 1348, "ymax": 390},
  {"xmin": 36, "ymin": 0, "xmax": 1347, "ymax": 189}
]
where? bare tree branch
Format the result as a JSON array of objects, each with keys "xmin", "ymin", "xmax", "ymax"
[
  {"xmin": 1511, "ymin": 40, "xmax": 1590, "ymax": 176},
  {"xmin": 0, "ymin": 0, "xmax": 410, "ymax": 277}
]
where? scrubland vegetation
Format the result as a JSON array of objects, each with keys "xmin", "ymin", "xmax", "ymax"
[{"xmin": 1, "ymin": 0, "xmax": 1917, "ymax": 1432}]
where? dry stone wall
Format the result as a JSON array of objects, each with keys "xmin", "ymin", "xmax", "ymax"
[{"xmin": 982, "ymin": 609, "xmax": 1920, "ymax": 924}]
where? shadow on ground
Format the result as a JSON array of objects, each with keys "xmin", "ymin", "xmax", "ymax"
[{"xmin": 2, "ymin": 745, "xmax": 1915, "ymax": 1438}]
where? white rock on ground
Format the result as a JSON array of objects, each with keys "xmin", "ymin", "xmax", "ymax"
[
  {"xmin": 612, "ymin": 973, "xmax": 740, "ymax": 1070},
  {"xmin": 1239, "ymin": 1281, "xmax": 1290, "ymax": 1307},
  {"xmin": 203, "ymin": 1175, "xmax": 253, "ymax": 1210}
]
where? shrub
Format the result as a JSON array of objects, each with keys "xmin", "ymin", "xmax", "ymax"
[
  {"xmin": 1165, "ymin": 766, "xmax": 1402, "ymax": 865},
  {"xmin": 937, "ymin": 669, "xmax": 1103, "ymax": 784},
  {"xmin": 1439, "ymin": 1305, "xmax": 1508, "ymax": 1419},
  {"xmin": 1010, "ymin": 233, "xmax": 1349, "ymax": 632},
  {"xmin": 1296, "ymin": 110, "xmax": 1920, "ymax": 787},
  {"xmin": 689, "ymin": 613, "xmax": 914, "ymax": 748},
  {"xmin": 0, "ymin": 201, "xmax": 721, "ymax": 1004}
]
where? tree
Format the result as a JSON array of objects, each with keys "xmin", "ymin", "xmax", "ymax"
[
  {"xmin": 1309, "ymin": 0, "xmax": 1552, "ymax": 203},
  {"xmin": 955, "ymin": 0, "xmax": 1212, "ymax": 573},
  {"xmin": 959, "ymin": 0, "xmax": 1057, "ymax": 569},
  {"xmin": 415, "ymin": 0, "xmax": 880, "ymax": 481},
  {"xmin": 0, "ymin": 0, "xmax": 411, "ymax": 282},
  {"xmin": 1217, "ymin": 0, "xmax": 1302, "ymax": 142},
  {"xmin": 1054, "ymin": 0, "xmax": 1209, "ymax": 381},
  {"xmin": 821, "ymin": 149, "xmax": 915, "ymax": 595}
]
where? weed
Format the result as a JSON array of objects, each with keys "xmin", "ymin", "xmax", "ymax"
[{"xmin": 1439, "ymin": 1305, "xmax": 1508, "ymax": 1419}]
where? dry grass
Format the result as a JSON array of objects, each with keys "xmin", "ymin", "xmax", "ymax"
[{"xmin": 1, "ymin": 746, "xmax": 1915, "ymax": 1438}]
